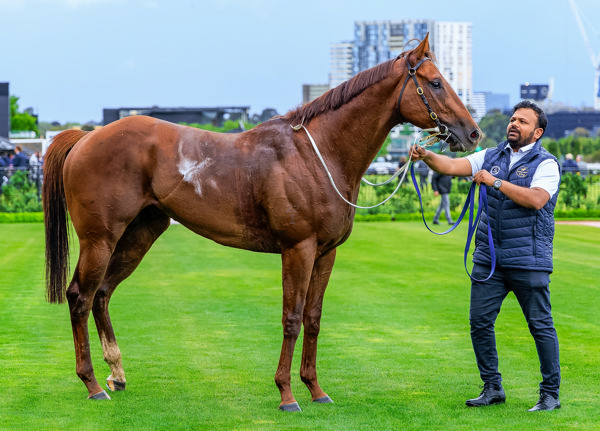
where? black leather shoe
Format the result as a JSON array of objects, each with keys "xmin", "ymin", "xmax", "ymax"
[
  {"xmin": 528, "ymin": 392, "xmax": 561, "ymax": 411},
  {"xmin": 432, "ymin": 220, "xmax": 440, "ymax": 225},
  {"xmin": 466, "ymin": 383, "xmax": 506, "ymax": 407}
]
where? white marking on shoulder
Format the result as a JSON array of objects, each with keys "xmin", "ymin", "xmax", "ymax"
[{"xmin": 177, "ymin": 142, "xmax": 215, "ymax": 197}]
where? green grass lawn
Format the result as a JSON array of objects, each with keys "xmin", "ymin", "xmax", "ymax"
[{"xmin": 1, "ymin": 222, "xmax": 599, "ymax": 430}]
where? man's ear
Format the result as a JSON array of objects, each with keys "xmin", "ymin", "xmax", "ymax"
[{"xmin": 534, "ymin": 128, "xmax": 544, "ymax": 140}]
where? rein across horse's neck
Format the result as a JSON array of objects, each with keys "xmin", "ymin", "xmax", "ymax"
[
  {"xmin": 295, "ymin": 123, "xmax": 447, "ymax": 209},
  {"xmin": 295, "ymin": 124, "xmax": 411, "ymax": 209},
  {"xmin": 289, "ymin": 53, "xmax": 452, "ymax": 209}
]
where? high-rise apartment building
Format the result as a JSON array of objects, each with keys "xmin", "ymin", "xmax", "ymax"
[
  {"xmin": 353, "ymin": 19, "xmax": 433, "ymax": 72},
  {"xmin": 329, "ymin": 20, "xmax": 473, "ymax": 108},
  {"xmin": 329, "ymin": 42, "xmax": 354, "ymax": 89},
  {"xmin": 433, "ymin": 22, "xmax": 472, "ymax": 107}
]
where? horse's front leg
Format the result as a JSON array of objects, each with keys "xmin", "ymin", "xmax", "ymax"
[
  {"xmin": 301, "ymin": 248, "xmax": 336, "ymax": 404},
  {"xmin": 275, "ymin": 237, "xmax": 317, "ymax": 412}
]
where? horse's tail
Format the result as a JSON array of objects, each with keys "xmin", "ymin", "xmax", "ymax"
[{"xmin": 43, "ymin": 129, "xmax": 88, "ymax": 304}]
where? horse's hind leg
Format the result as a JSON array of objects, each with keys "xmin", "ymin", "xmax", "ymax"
[
  {"xmin": 301, "ymin": 248, "xmax": 336, "ymax": 404},
  {"xmin": 91, "ymin": 206, "xmax": 170, "ymax": 392},
  {"xmin": 67, "ymin": 239, "xmax": 116, "ymax": 400}
]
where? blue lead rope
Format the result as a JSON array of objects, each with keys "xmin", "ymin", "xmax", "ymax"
[{"xmin": 410, "ymin": 164, "xmax": 496, "ymax": 282}]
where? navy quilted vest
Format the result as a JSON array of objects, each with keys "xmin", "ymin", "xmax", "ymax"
[{"xmin": 473, "ymin": 141, "xmax": 560, "ymax": 272}]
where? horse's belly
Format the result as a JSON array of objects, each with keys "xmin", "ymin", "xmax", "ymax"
[
  {"xmin": 157, "ymin": 184, "xmax": 281, "ymax": 253},
  {"xmin": 174, "ymin": 215, "xmax": 281, "ymax": 253}
]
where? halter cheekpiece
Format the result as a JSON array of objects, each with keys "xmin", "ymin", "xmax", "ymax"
[{"xmin": 396, "ymin": 55, "xmax": 449, "ymax": 140}]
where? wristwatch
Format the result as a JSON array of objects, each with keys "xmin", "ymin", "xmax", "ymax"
[{"xmin": 493, "ymin": 179, "xmax": 502, "ymax": 190}]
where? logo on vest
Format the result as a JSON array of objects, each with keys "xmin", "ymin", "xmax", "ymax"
[
  {"xmin": 516, "ymin": 166, "xmax": 528, "ymax": 178},
  {"xmin": 490, "ymin": 166, "xmax": 501, "ymax": 175}
]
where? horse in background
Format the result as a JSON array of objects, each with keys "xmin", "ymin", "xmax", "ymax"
[{"xmin": 43, "ymin": 34, "xmax": 480, "ymax": 411}]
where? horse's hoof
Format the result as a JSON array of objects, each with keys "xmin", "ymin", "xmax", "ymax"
[
  {"xmin": 313, "ymin": 395, "xmax": 334, "ymax": 404},
  {"xmin": 279, "ymin": 402, "xmax": 302, "ymax": 412},
  {"xmin": 106, "ymin": 375, "xmax": 126, "ymax": 391},
  {"xmin": 88, "ymin": 390, "xmax": 111, "ymax": 400}
]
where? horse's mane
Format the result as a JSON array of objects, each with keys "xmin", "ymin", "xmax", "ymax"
[
  {"xmin": 286, "ymin": 57, "xmax": 399, "ymax": 127},
  {"xmin": 285, "ymin": 44, "xmax": 435, "ymax": 127}
]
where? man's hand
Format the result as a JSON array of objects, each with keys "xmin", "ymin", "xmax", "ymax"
[
  {"xmin": 408, "ymin": 145, "xmax": 473, "ymax": 177},
  {"xmin": 472, "ymin": 169, "xmax": 551, "ymax": 210},
  {"xmin": 410, "ymin": 144, "xmax": 427, "ymax": 161},
  {"xmin": 472, "ymin": 169, "xmax": 496, "ymax": 188}
]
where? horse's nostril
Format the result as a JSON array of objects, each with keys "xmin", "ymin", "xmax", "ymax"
[{"xmin": 470, "ymin": 130, "xmax": 480, "ymax": 141}]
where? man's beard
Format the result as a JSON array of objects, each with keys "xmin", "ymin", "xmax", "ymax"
[{"xmin": 507, "ymin": 129, "xmax": 536, "ymax": 147}]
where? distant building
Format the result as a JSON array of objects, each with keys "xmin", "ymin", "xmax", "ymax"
[
  {"xmin": 329, "ymin": 42, "xmax": 354, "ymax": 88},
  {"xmin": 388, "ymin": 126, "xmax": 415, "ymax": 159},
  {"xmin": 434, "ymin": 21, "xmax": 473, "ymax": 106},
  {"xmin": 472, "ymin": 91, "xmax": 511, "ymax": 122},
  {"xmin": 302, "ymin": 84, "xmax": 330, "ymax": 104},
  {"xmin": 520, "ymin": 83, "xmax": 550, "ymax": 102},
  {"xmin": 471, "ymin": 93, "xmax": 487, "ymax": 123},
  {"xmin": 333, "ymin": 20, "xmax": 473, "ymax": 107},
  {"xmin": 545, "ymin": 111, "xmax": 600, "ymax": 139},
  {"xmin": 250, "ymin": 108, "xmax": 280, "ymax": 124},
  {"xmin": 353, "ymin": 19, "xmax": 432, "ymax": 73},
  {"xmin": 0, "ymin": 82, "xmax": 9, "ymax": 139},
  {"xmin": 102, "ymin": 106, "xmax": 250, "ymax": 127}
]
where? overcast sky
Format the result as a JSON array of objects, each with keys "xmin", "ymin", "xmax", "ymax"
[{"xmin": 2, "ymin": 0, "xmax": 599, "ymax": 123}]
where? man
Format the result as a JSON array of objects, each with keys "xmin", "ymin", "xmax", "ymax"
[
  {"xmin": 410, "ymin": 100, "xmax": 561, "ymax": 412},
  {"xmin": 561, "ymin": 153, "xmax": 579, "ymax": 175},
  {"xmin": 576, "ymin": 154, "xmax": 587, "ymax": 179},
  {"xmin": 11, "ymin": 145, "xmax": 29, "ymax": 169},
  {"xmin": 431, "ymin": 172, "xmax": 453, "ymax": 225},
  {"xmin": 415, "ymin": 159, "xmax": 430, "ymax": 189}
]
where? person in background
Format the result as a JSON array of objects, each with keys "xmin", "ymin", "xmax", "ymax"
[
  {"xmin": 11, "ymin": 145, "xmax": 29, "ymax": 170},
  {"xmin": 576, "ymin": 154, "xmax": 587, "ymax": 179},
  {"xmin": 431, "ymin": 172, "xmax": 453, "ymax": 225},
  {"xmin": 29, "ymin": 151, "xmax": 39, "ymax": 168},
  {"xmin": 410, "ymin": 100, "xmax": 561, "ymax": 412},
  {"xmin": 415, "ymin": 159, "xmax": 430, "ymax": 189},
  {"xmin": 561, "ymin": 153, "xmax": 579, "ymax": 175}
]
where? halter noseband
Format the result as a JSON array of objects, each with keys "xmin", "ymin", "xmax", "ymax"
[{"xmin": 396, "ymin": 56, "xmax": 449, "ymax": 138}]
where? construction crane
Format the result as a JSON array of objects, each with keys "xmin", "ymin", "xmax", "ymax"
[{"xmin": 568, "ymin": 0, "xmax": 600, "ymax": 109}]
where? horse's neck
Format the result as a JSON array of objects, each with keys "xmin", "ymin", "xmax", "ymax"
[{"xmin": 314, "ymin": 102, "xmax": 396, "ymax": 184}]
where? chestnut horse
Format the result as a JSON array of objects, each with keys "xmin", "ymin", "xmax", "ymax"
[{"xmin": 43, "ymin": 35, "xmax": 480, "ymax": 411}]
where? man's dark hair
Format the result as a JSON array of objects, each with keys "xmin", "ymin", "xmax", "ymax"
[{"xmin": 512, "ymin": 100, "xmax": 547, "ymax": 135}]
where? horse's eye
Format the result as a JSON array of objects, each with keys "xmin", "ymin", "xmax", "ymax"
[{"xmin": 431, "ymin": 80, "xmax": 442, "ymax": 89}]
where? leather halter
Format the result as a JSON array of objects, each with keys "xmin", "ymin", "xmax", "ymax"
[{"xmin": 396, "ymin": 56, "xmax": 449, "ymax": 137}]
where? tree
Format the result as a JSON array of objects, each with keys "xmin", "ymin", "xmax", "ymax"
[
  {"xmin": 9, "ymin": 95, "xmax": 39, "ymax": 136},
  {"xmin": 572, "ymin": 127, "xmax": 590, "ymax": 138},
  {"xmin": 478, "ymin": 110, "xmax": 510, "ymax": 148}
]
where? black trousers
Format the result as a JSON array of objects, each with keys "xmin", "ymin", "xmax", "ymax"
[{"xmin": 469, "ymin": 264, "xmax": 561, "ymax": 397}]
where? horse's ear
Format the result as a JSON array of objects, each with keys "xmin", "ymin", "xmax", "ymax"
[{"xmin": 414, "ymin": 33, "xmax": 430, "ymax": 58}]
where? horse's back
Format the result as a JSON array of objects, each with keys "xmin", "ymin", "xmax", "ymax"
[
  {"xmin": 62, "ymin": 115, "xmax": 353, "ymax": 254},
  {"xmin": 62, "ymin": 116, "xmax": 285, "ymax": 251}
]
